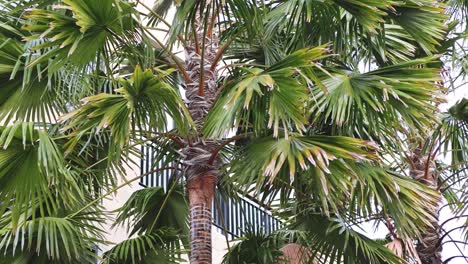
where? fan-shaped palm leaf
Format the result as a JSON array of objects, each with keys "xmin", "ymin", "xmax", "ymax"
[
  {"xmin": 0, "ymin": 24, "xmax": 61, "ymax": 124},
  {"xmin": 310, "ymin": 57, "xmax": 443, "ymax": 137},
  {"xmin": 108, "ymin": 183, "xmax": 188, "ymax": 264},
  {"xmin": 227, "ymin": 134, "xmax": 376, "ymax": 197},
  {"xmin": 61, "ymin": 66, "xmax": 192, "ymax": 159},
  {"xmin": 432, "ymin": 98, "xmax": 468, "ymax": 178},
  {"xmin": 103, "ymin": 229, "xmax": 184, "ymax": 264},
  {"xmin": 23, "ymin": 0, "xmax": 140, "ymax": 69},
  {"xmin": 204, "ymin": 47, "xmax": 328, "ymax": 138},
  {"xmin": 389, "ymin": 0, "xmax": 447, "ymax": 54},
  {"xmin": 222, "ymin": 230, "xmax": 283, "ymax": 264},
  {"xmin": 0, "ymin": 210, "xmax": 104, "ymax": 263},
  {"xmin": 113, "ymin": 184, "xmax": 188, "ymax": 239},
  {"xmin": 0, "ymin": 122, "xmax": 81, "ymax": 226},
  {"xmin": 288, "ymin": 213, "xmax": 404, "ymax": 264},
  {"xmin": 344, "ymin": 163, "xmax": 439, "ymax": 239}
]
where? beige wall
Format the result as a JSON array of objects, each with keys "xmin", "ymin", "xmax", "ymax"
[
  {"xmin": 212, "ymin": 227, "xmax": 232, "ymax": 264},
  {"xmin": 101, "ymin": 159, "xmax": 143, "ymax": 253}
]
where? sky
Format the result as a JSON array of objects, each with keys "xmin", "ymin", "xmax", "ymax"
[{"xmin": 438, "ymin": 73, "xmax": 468, "ymax": 262}]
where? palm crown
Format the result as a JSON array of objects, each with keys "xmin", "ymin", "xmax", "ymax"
[{"xmin": 0, "ymin": 0, "xmax": 467, "ymax": 263}]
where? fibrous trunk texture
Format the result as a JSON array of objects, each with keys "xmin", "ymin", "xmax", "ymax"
[
  {"xmin": 184, "ymin": 12, "xmax": 218, "ymax": 124},
  {"xmin": 187, "ymin": 174, "xmax": 217, "ymax": 263},
  {"xmin": 410, "ymin": 147, "xmax": 442, "ymax": 264},
  {"xmin": 183, "ymin": 2, "xmax": 220, "ymax": 263}
]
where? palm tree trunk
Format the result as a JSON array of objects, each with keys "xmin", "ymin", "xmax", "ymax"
[
  {"xmin": 187, "ymin": 173, "xmax": 216, "ymax": 263},
  {"xmin": 183, "ymin": 2, "xmax": 220, "ymax": 263},
  {"xmin": 410, "ymin": 146, "xmax": 442, "ymax": 264}
]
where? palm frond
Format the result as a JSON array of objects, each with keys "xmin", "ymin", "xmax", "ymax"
[
  {"xmin": 204, "ymin": 47, "xmax": 328, "ymax": 139},
  {"xmin": 0, "ymin": 23, "xmax": 62, "ymax": 124},
  {"xmin": 0, "ymin": 212, "xmax": 104, "ymax": 263},
  {"xmin": 369, "ymin": 24, "xmax": 418, "ymax": 65},
  {"xmin": 108, "ymin": 184, "xmax": 188, "ymax": 264},
  {"xmin": 389, "ymin": 0, "xmax": 447, "ymax": 54},
  {"xmin": 146, "ymin": 0, "xmax": 175, "ymax": 26},
  {"xmin": 103, "ymin": 229, "xmax": 184, "ymax": 264},
  {"xmin": 332, "ymin": 0, "xmax": 396, "ymax": 33},
  {"xmin": 166, "ymin": 0, "xmax": 200, "ymax": 44},
  {"xmin": 222, "ymin": 229, "xmax": 283, "ymax": 264},
  {"xmin": 287, "ymin": 214, "xmax": 404, "ymax": 264},
  {"xmin": 267, "ymin": 0, "xmax": 394, "ymax": 40},
  {"xmin": 23, "ymin": 0, "xmax": 140, "ymax": 69},
  {"xmin": 433, "ymin": 98, "xmax": 468, "ymax": 176},
  {"xmin": 223, "ymin": 215, "xmax": 404, "ymax": 264},
  {"xmin": 0, "ymin": 122, "xmax": 81, "ymax": 226},
  {"xmin": 227, "ymin": 134, "xmax": 376, "ymax": 199},
  {"xmin": 113, "ymin": 184, "xmax": 189, "ymax": 240},
  {"xmin": 345, "ymin": 163, "xmax": 439, "ymax": 239},
  {"xmin": 61, "ymin": 66, "xmax": 192, "ymax": 160},
  {"xmin": 310, "ymin": 57, "xmax": 443, "ymax": 136}
]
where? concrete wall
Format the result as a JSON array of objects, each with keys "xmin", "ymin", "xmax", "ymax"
[{"xmin": 101, "ymin": 159, "xmax": 143, "ymax": 254}]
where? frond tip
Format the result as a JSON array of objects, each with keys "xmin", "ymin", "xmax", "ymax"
[{"xmin": 230, "ymin": 134, "xmax": 377, "ymax": 183}]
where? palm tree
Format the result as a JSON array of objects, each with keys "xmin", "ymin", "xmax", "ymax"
[
  {"xmin": 0, "ymin": 0, "xmax": 463, "ymax": 263},
  {"xmin": 405, "ymin": 88, "xmax": 468, "ymax": 263},
  {"xmin": 382, "ymin": 1, "xmax": 468, "ymax": 261}
]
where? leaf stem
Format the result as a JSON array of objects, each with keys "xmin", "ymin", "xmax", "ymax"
[
  {"xmin": 207, "ymin": 133, "xmax": 252, "ymax": 165},
  {"xmin": 140, "ymin": 26, "xmax": 190, "ymax": 82},
  {"xmin": 138, "ymin": 1, "xmax": 188, "ymax": 47}
]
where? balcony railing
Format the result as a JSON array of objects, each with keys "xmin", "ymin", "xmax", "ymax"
[{"xmin": 140, "ymin": 144, "xmax": 281, "ymax": 239}]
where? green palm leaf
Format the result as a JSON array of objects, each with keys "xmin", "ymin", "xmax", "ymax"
[
  {"xmin": 268, "ymin": 0, "xmax": 396, "ymax": 36},
  {"xmin": 439, "ymin": 114, "xmax": 468, "ymax": 167},
  {"xmin": 389, "ymin": 0, "xmax": 447, "ymax": 54},
  {"xmin": 0, "ymin": 26, "xmax": 60, "ymax": 124},
  {"xmin": 108, "ymin": 184, "xmax": 189, "ymax": 264},
  {"xmin": 310, "ymin": 57, "xmax": 442, "ymax": 136},
  {"xmin": 23, "ymin": 0, "xmax": 139, "ymax": 68},
  {"xmin": 227, "ymin": 134, "xmax": 376, "ymax": 194},
  {"xmin": 204, "ymin": 47, "xmax": 328, "ymax": 138},
  {"xmin": 345, "ymin": 163, "xmax": 439, "ymax": 239},
  {"xmin": 289, "ymin": 214, "xmax": 404, "ymax": 264},
  {"xmin": 114, "ymin": 184, "xmax": 189, "ymax": 240},
  {"xmin": 61, "ymin": 66, "xmax": 192, "ymax": 159},
  {"xmin": 0, "ymin": 122, "xmax": 81, "ymax": 226},
  {"xmin": 369, "ymin": 24, "xmax": 418, "ymax": 65},
  {"xmin": 0, "ymin": 211, "xmax": 104, "ymax": 263},
  {"xmin": 222, "ymin": 230, "xmax": 283, "ymax": 264},
  {"xmin": 433, "ymin": 98, "xmax": 468, "ymax": 196},
  {"xmin": 104, "ymin": 229, "xmax": 184, "ymax": 264}
]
